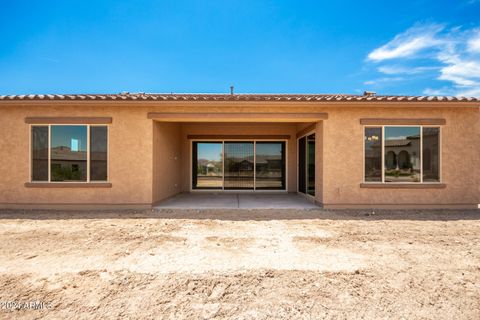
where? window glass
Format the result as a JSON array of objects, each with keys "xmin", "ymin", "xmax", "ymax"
[
  {"xmin": 384, "ymin": 126, "xmax": 421, "ymax": 183},
  {"xmin": 193, "ymin": 142, "xmax": 223, "ymax": 189},
  {"xmin": 90, "ymin": 126, "xmax": 108, "ymax": 181},
  {"xmin": 298, "ymin": 137, "xmax": 306, "ymax": 193},
  {"xmin": 31, "ymin": 126, "xmax": 49, "ymax": 181},
  {"xmin": 306, "ymin": 134, "xmax": 315, "ymax": 196},
  {"xmin": 50, "ymin": 125, "xmax": 87, "ymax": 181},
  {"xmin": 422, "ymin": 127, "xmax": 440, "ymax": 182},
  {"xmin": 224, "ymin": 142, "xmax": 254, "ymax": 189},
  {"xmin": 364, "ymin": 127, "xmax": 382, "ymax": 182},
  {"xmin": 255, "ymin": 142, "xmax": 285, "ymax": 190}
]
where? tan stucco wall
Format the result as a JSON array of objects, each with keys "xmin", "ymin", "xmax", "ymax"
[
  {"xmin": 0, "ymin": 105, "xmax": 153, "ymax": 207},
  {"xmin": 0, "ymin": 101, "xmax": 478, "ymax": 208},
  {"xmin": 179, "ymin": 123, "xmax": 298, "ymax": 192},
  {"xmin": 152, "ymin": 122, "xmax": 182, "ymax": 203},
  {"xmin": 321, "ymin": 106, "xmax": 479, "ymax": 207}
]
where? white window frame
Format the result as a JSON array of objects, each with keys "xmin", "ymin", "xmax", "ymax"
[
  {"xmin": 29, "ymin": 124, "xmax": 109, "ymax": 183},
  {"xmin": 363, "ymin": 125, "xmax": 442, "ymax": 184},
  {"xmin": 190, "ymin": 139, "xmax": 288, "ymax": 192}
]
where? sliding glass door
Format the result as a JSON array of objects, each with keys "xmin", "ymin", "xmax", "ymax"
[
  {"xmin": 192, "ymin": 141, "xmax": 286, "ymax": 190},
  {"xmin": 256, "ymin": 142, "xmax": 286, "ymax": 190},
  {"xmin": 192, "ymin": 142, "xmax": 223, "ymax": 189},
  {"xmin": 224, "ymin": 142, "xmax": 254, "ymax": 190},
  {"xmin": 298, "ymin": 133, "xmax": 315, "ymax": 197}
]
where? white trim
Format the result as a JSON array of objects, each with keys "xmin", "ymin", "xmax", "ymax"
[
  {"xmin": 253, "ymin": 142, "xmax": 256, "ymax": 190},
  {"xmin": 420, "ymin": 127, "xmax": 423, "ymax": 183},
  {"xmin": 86, "ymin": 125, "xmax": 90, "ymax": 182},
  {"xmin": 381, "ymin": 126, "xmax": 385, "ymax": 183},
  {"xmin": 362, "ymin": 125, "xmax": 443, "ymax": 185},
  {"xmin": 28, "ymin": 124, "xmax": 32, "ymax": 182},
  {"xmin": 190, "ymin": 139, "xmax": 288, "ymax": 192},
  {"xmin": 48, "ymin": 125, "xmax": 51, "ymax": 182}
]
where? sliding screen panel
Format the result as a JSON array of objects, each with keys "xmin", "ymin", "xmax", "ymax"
[
  {"xmin": 306, "ymin": 134, "xmax": 315, "ymax": 196},
  {"xmin": 50, "ymin": 125, "xmax": 87, "ymax": 182},
  {"xmin": 193, "ymin": 142, "xmax": 223, "ymax": 189},
  {"xmin": 255, "ymin": 142, "xmax": 286, "ymax": 190},
  {"xmin": 31, "ymin": 126, "xmax": 49, "ymax": 181},
  {"xmin": 422, "ymin": 127, "xmax": 440, "ymax": 182},
  {"xmin": 224, "ymin": 142, "xmax": 254, "ymax": 189},
  {"xmin": 384, "ymin": 126, "xmax": 421, "ymax": 183},
  {"xmin": 298, "ymin": 137, "xmax": 306, "ymax": 193}
]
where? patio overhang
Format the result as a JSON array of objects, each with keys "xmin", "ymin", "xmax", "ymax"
[{"xmin": 147, "ymin": 112, "xmax": 328, "ymax": 122}]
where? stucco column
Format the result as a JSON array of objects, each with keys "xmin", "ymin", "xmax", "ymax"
[{"xmin": 315, "ymin": 121, "xmax": 323, "ymax": 205}]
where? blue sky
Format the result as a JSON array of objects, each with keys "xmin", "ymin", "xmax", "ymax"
[{"xmin": 1, "ymin": 0, "xmax": 479, "ymax": 96}]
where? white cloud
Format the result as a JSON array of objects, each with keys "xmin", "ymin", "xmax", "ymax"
[
  {"xmin": 364, "ymin": 77, "xmax": 404, "ymax": 85},
  {"xmin": 467, "ymin": 30, "xmax": 480, "ymax": 52},
  {"xmin": 367, "ymin": 23, "xmax": 480, "ymax": 97},
  {"xmin": 367, "ymin": 24, "xmax": 444, "ymax": 61},
  {"xmin": 378, "ymin": 65, "xmax": 439, "ymax": 75}
]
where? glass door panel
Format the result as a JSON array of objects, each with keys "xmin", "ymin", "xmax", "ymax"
[
  {"xmin": 192, "ymin": 142, "xmax": 223, "ymax": 189},
  {"xmin": 306, "ymin": 134, "xmax": 315, "ymax": 196},
  {"xmin": 298, "ymin": 137, "xmax": 306, "ymax": 194},
  {"xmin": 255, "ymin": 142, "xmax": 285, "ymax": 190},
  {"xmin": 224, "ymin": 142, "xmax": 254, "ymax": 189}
]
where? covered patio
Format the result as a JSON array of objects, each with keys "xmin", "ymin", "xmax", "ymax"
[
  {"xmin": 151, "ymin": 112, "xmax": 325, "ymax": 207},
  {"xmin": 154, "ymin": 193, "xmax": 319, "ymax": 209}
]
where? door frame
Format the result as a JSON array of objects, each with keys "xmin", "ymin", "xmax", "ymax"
[
  {"xmin": 190, "ymin": 139, "xmax": 288, "ymax": 193},
  {"xmin": 296, "ymin": 130, "xmax": 316, "ymax": 201}
]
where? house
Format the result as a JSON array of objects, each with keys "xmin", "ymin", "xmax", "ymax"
[{"xmin": 0, "ymin": 93, "xmax": 478, "ymax": 209}]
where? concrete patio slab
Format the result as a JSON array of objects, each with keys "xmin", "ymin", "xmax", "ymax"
[
  {"xmin": 238, "ymin": 194, "xmax": 318, "ymax": 209},
  {"xmin": 155, "ymin": 193, "xmax": 318, "ymax": 209}
]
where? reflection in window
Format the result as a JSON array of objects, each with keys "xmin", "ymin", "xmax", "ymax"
[
  {"xmin": 307, "ymin": 134, "xmax": 315, "ymax": 196},
  {"xmin": 422, "ymin": 127, "xmax": 440, "ymax": 182},
  {"xmin": 364, "ymin": 126, "xmax": 441, "ymax": 183},
  {"xmin": 255, "ymin": 142, "xmax": 285, "ymax": 190},
  {"xmin": 193, "ymin": 142, "xmax": 223, "ymax": 189},
  {"xmin": 384, "ymin": 126, "xmax": 421, "ymax": 183},
  {"xmin": 50, "ymin": 126, "xmax": 87, "ymax": 181},
  {"xmin": 364, "ymin": 127, "xmax": 382, "ymax": 182},
  {"xmin": 90, "ymin": 126, "xmax": 108, "ymax": 181},
  {"xmin": 224, "ymin": 142, "xmax": 254, "ymax": 189},
  {"xmin": 31, "ymin": 126, "xmax": 49, "ymax": 181}
]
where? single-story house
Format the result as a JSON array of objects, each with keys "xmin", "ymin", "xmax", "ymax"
[{"xmin": 0, "ymin": 93, "xmax": 478, "ymax": 209}]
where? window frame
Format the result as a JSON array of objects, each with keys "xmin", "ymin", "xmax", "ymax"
[
  {"xmin": 363, "ymin": 125, "xmax": 442, "ymax": 184},
  {"xmin": 29, "ymin": 124, "xmax": 109, "ymax": 183},
  {"xmin": 189, "ymin": 139, "xmax": 288, "ymax": 192}
]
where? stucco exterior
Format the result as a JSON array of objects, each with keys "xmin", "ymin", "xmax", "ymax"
[{"xmin": 0, "ymin": 98, "xmax": 478, "ymax": 209}]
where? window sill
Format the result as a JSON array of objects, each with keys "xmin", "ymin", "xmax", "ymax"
[
  {"xmin": 25, "ymin": 182, "xmax": 112, "ymax": 188},
  {"xmin": 360, "ymin": 183, "xmax": 446, "ymax": 189}
]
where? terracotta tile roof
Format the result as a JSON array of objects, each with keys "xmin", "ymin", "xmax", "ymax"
[
  {"xmin": 0, "ymin": 93, "xmax": 479, "ymax": 102},
  {"xmin": 384, "ymin": 139, "xmax": 411, "ymax": 147}
]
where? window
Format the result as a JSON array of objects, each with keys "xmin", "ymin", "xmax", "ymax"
[
  {"xmin": 31, "ymin": 125, "xmax": 108, "ymax": 182},
  {"xmin": 364, "ymin": 126, "xmax": 440, "ymax": 183},
  {"xmin": 364, "ymin": 128, "xmax": 382, "ymax": 182}
]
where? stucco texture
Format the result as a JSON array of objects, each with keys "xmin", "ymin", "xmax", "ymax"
[
  {"xmin": 0, "ymin": 101, "xmax": 478, "ymax": 208},
  {"xmin": 321, "ymin": 107, "xmax": 479, "ymax": 207},
  {"xmin": 0, "ymin": 105, "xmax": 153, "ymax": 207}
]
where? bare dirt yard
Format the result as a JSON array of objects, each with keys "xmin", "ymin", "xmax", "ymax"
[{"xmin": 0, "ymin": 209, "xmax": 479, "ymax": 319}]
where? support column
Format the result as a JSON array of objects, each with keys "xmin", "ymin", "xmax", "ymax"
[{"xmin": 315, "ymin": 121, "xmax": 324, "ymax": 205}]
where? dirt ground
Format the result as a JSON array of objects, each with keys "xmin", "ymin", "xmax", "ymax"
[{"xmin": 0, "ymin": 208, "xmax": 479, "ymax": 319}]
